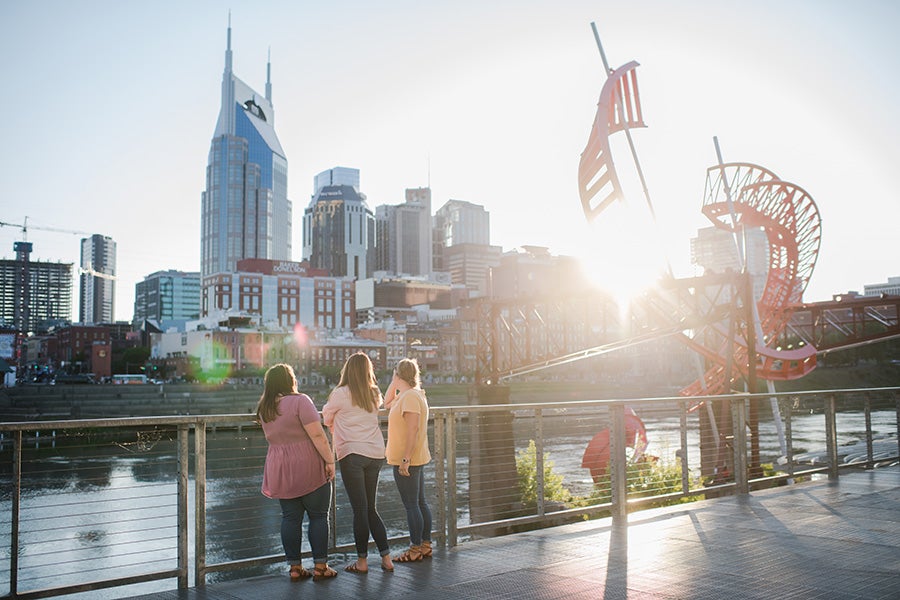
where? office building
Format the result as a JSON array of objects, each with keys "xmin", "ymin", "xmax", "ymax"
[
  {"xmin": 134, "ymin": 270, "xmax": 201, "ymax": 326},
  {"xmin": 201, "ymin": 21, "xmax": 291, "ymax": 279},
  {"xmin": 0, "ymin": 242, "xmax": 73, "ymax": 335},
  {"xmin": 433, "ymin": 199, "xmax": 490, "ymax": 271},
  {"xmin": 690, "ymin": 226, "xmax": 769, "ymax": 302},
  {"xmin": 79, "ymin": 234, "xmax": 116, "ymax": 324},
  {"xmin": 490, "ymin": 246, "xmax": 584, "ymax": 299},
  {"xmin": 313, "ymin": 166, "xmax": 359, "ymax": 194},
  {"xmin": 376, "ymin": 187, "xmax": 433, "ymax": 277},
  {"xmin": 303, "ymin": 167, "xmax": 375, "ymax": 279},
  {"xmin": 864, "ymin": 276, "xmax": 900, "ymax": 297},
  {"xmin": 443, "ymin": 243, "xmax": 502, "ymax": 297},
  {"xmin": 202, "ymin": 258, "xmax": 356, "ymax": 331}
]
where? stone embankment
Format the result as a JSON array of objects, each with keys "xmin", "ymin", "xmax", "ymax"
[{"xmin": 0, "ymin": 383, "xmax": 272, "ymax": 421}]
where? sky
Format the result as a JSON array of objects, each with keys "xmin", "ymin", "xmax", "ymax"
[{"xmin": 1, "ymin": 0, "xmax": 898, "ymax": 322}]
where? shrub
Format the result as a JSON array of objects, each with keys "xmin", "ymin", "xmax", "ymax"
[
  {"xmin": 516, "ymin": 440, "xmax": 572, "ymax": 507},
  {"xmin": 517, "ymin": 439, "xmax": 704, "ymax": 511}
]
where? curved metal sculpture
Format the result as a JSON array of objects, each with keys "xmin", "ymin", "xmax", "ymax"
[
  {"xmin": 680, "ymin": 163, "xmax": 822, "ymax": 396},
  {"xmin": 578, "ymin": 61, "xmax": 646, "ymax": 222}
]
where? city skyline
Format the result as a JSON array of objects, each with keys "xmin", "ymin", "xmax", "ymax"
[{"xmin": 1, "ymin": 1, "xmax": 898, "ymax": 322}]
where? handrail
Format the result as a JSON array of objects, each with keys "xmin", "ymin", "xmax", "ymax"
[{"xmin": 1, "ymin": 386, "xmax": 898, "ymax": 598}]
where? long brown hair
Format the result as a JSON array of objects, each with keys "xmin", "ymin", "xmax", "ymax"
[
  {"xmin": 257, "ymin": 363, "xmax": 298, "ymax": 423},
  {"xmin": 336, "ymin": 352, "xmax": 380, "ymax": 412}
]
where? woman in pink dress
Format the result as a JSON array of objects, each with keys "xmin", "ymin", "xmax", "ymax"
[{"xmin": 257, "ymin": 363, "xmax": 337, "ymax": 581}]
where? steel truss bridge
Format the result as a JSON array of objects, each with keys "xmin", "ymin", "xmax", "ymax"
[{"xmin": 472, "ymin": 281, "xmax": 900, "ymax": 388}]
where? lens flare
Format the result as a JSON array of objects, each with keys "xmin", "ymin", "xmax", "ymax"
[{"xmin": 292, "ymin": 323, "xmax": 309, "ymax": 348}]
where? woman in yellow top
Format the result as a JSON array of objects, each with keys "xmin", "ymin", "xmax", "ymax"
[{"xmin": 384, "ymin": 358, "xmax": 433, "ymax": 562}]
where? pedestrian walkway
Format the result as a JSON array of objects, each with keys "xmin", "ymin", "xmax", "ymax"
[{"xmin": 129, "ymin": 466, "xmax": 900, "ymax": 599}]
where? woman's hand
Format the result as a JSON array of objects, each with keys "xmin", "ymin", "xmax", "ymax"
[
  {"xmin": 398, "ymin": 461, "xmax": 410, "ymax": 477},
  {"xmin": 325, "ymin": 462, "xmax": 336, "ymax": 482}
]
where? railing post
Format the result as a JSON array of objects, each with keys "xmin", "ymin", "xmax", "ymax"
[
  {"xmin": 896, "ymin": 391, "xmax": 900, "ymax": 460},
  {"xmin": 783, "ymin": 397, "xmax": 794, "ymax": 484},
  {"xmin": 176, "ymin": 424, "xmax": 189, "ymax": 589},
  {"xmin": 433, "ymin": 412, "xmax": 446, "ymax": 548},
  {"xmin": 732, "ymin": 396, "xmax": 748, "ymax": 494},
  {"xmin": 864, "ymin": 393, "xmax": 873, "ymax": 470},
  {"xmin": 679, "ymin": 400, "xmax": 689, "ymax": 495},
  {"xmin": 825, "ymin": 394, "xmax": 839, "ymax": 480},
  {"xmin": 610, "ymin": 403, "xmax": 627, "ymax": 519},
  {"xmin": 194, "ymin": 422, "xmax": 208, "ymax": 586},
  {"xmin": 9, "ymin": 430, "xmax": 21, "ymax": 597},
  {"xmin": 535, "ymin": 408, "xmax": 545, "ymax": 517},
  {"xmin": 446, "ymin": 412, "xmax": 458, "ymax": 548}
]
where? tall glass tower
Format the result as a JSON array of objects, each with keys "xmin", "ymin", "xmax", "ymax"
[
  {"xmin": 201, "ymin": 20, "xmax": 290, "ymax": 280},
  {"xmin": 79, "ymin": 234, "xmax": 116, "ymax": 324}
]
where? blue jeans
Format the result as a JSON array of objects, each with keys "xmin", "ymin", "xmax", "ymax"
[
  {"xmin": 392, "ymin": 464, "xmax": 432, "ymax": 546},
  {"xmin": 278, "ymin": 481, "xmax": 331, "ymax": 564},
  {"xmin": 339, "ymin": 453, "xmax": 390, "ymax": 558}
]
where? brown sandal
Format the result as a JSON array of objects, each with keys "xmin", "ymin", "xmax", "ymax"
[
  {"xmin": 421, "ymin": 540, "xmax": 433, "ymax": 558},
  {"xmin": 289, "ymin": 565, "xmax": 311, "ymax": 580},
  {"xmin": 394, "ymin": 545, "xmax": 424, "ymax": 562},
  {"xmin": 313, "ymin": 563, "xmax": 337, "ymax": 581}
]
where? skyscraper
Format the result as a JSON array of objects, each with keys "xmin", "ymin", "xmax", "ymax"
[
  {"xmin": 432, "ymin": 199, "xmax": 490, "ymax": 271},
  {"xmin": 375, "ymin": 187, "xmax": 433, "ymax": 277},
  {"xmin": 0, "ymin": 242, "xmax": 73, "ymax": 335},
  {"xmin": 303, "ymin": 167, "xmax": 375, "ymax": 279},
  {"xmin": 79, "ymin": 234, "xmax": 116, "ymax": 324},
  {"xmin": 201, "ymin": 20, "xmax": 290, "ymax": 280}
]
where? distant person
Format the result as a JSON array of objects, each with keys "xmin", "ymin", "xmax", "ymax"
[
  {"xmin": 322, "ymin": 353, "xmax": 395, "ymax": 573},
  {"xmin": 256, "ymin": 363, "xmax": 337, "ymax": 581},
  {"xmin": 384, "ymin": 358, "xmax": 433, "ymax": 562}
]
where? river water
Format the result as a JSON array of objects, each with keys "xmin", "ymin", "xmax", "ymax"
[{"xmin": 0, "ymin": 409, "xmax": 896, "ymax": 599}]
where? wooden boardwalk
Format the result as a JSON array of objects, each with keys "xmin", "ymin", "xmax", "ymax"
[{"xmin": 128, "ymin": 466, "xmax": 900, "ymax": 600}]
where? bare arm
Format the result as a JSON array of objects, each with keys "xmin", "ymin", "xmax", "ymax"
[
  {"xmin": 383, "ymin": 375, "xmax": 401, "ymax": 409},
  {"xmin": 303, "ymin": 419, "xmax": 336, "ymax": 481},
  {"xmin": 397, "ymin": 410, "xmax": 419, "ymax": 477}
]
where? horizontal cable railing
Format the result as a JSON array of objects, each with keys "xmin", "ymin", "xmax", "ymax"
[{"xmin": 1, "ymin": 387, "xmax": 898, "ymax": 598}]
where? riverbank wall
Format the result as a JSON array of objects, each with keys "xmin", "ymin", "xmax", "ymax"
[{"xmin": 1, "ymin": 363, "xmax": 895, "ymax": 421}]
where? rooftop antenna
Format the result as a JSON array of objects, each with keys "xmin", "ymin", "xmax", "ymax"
[
  {"xmin": 266, "ymin": 46, "xmax": 272, "ymax": 104},
  {"xmin": 225, "ymin": 11, "xmax": 233, "ymax": 73}
]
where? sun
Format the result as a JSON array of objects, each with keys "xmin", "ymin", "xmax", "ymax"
[{"xmin": 576, "ymin": 198, "xmax": 668, "ymax": 313}]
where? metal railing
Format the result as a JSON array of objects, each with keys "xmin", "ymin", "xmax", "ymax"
[{"xmin": 1, "ymin": 387, "xmax": 898, "ymax": 598}]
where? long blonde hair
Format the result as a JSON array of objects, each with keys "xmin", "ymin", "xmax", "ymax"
[
  {"xmin": 336, "ymin": 352, "xmax": 380, "ymax": 412},
  {"xmin": 257, "ymin": 363, "xmax": 298, "ymax": 423}
]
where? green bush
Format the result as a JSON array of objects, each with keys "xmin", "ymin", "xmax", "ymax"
[
  {"xmin": 516, "ymin": 440, "xmax": 572, "ymax": 507},
  {"xmin": 516, "ymin": 439, "xmax": 704, "ymax": 511}
]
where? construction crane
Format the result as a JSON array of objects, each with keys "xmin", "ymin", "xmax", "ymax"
[
  {"xmin": 0, "ymin": 216, "xmax": 90, "ymax": 241},
  {"xmin": 0, "ymin": 217, "xmax": 94, "ymax": 339},
  {"xmin": 1, "ymin": 218, "xmax": 116, "ymax": 282}
]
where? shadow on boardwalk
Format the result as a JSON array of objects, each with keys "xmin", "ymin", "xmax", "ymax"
[{"xmin": 129, "ymin": 466, "xmax": 900, "ymax": 600}]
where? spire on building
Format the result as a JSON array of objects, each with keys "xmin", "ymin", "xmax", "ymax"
[
  {"xmin": 266, "ymin": 46, "xmax": 272, "ymax": 105},
  {"xmin": 225, "ymin": 11, "xmax": 233, "ymax": 73}
]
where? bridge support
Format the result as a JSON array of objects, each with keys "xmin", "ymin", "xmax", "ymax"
[{"xmin": 469, "ymin": 384, "xmax": 518, "ymax": 525}]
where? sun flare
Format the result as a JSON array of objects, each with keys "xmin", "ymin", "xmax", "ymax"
[{"xmin": 577, "ymin": 199, "xmax": 668, "ymax": 313}]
